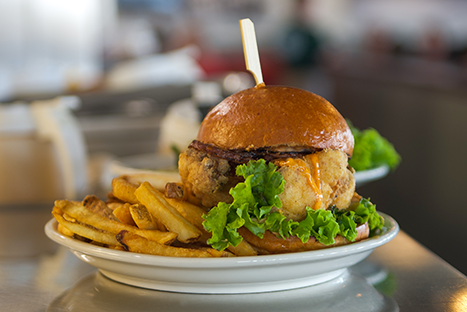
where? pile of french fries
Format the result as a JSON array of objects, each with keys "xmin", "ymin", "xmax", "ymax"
[{"xmin": 52, "ymin": 174, "xmax": 257, "ymax": 257}]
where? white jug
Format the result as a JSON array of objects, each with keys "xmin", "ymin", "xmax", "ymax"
[{"xmin": 0, "ymin": 96, "xmax": 87, "ymax": 204}]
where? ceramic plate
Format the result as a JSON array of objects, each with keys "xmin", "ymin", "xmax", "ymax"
[
  {"xmin": 44, "ymin": 212, "xmax": 398, "ymax": 294},
  {"xmin": 354, "ymin": 165, "xmax": 390, "ymax": 187}
]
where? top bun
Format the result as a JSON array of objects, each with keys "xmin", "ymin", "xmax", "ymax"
[{"xmin": 197, "ymin": 85, "xmax": 354, "ymax": 157}]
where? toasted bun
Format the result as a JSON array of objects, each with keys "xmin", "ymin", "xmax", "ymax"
[
  {"xmin": 197, "ymin": 85, "xmax": 354, "ymax": 157},
  {"xmin": 238, "ymin": 223, "xmax": 369, "ymax": 254}
]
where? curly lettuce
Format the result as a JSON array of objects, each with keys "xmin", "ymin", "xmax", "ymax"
[
  {"xmin": 202, "ymin": 159, "xmax": 384, "ymax": 251},
  {"xmin": 349, "ymin": 197, "xmax": 384, "ymax": 232},
  {"xmin": 347, "ymin": 121, "xmax": 401, "ymax": 171}
]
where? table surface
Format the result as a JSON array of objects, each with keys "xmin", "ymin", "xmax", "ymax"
[{"xmin": 1, "ymin": 207, "xmax": 467, "ymax": 312}]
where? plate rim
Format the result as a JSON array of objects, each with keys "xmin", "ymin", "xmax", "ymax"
[
  {"xmin": 44, "ymin": 212, "xmax": 399, "ymax": 269},
  {"xmin": 354, "ymin": 165, "xmax": 389, "ymax": 181}
]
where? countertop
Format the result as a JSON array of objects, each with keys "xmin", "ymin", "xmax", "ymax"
[{"xmin": 0, "ymin": 204, "xmax": 466, "ymax": 311}]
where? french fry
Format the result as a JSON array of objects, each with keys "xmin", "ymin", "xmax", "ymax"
[
  {"xmin": 106, "ymin": 191, "xmax": 123, "ymax": 203},
  {"xmin": 125, "ymin": 172, "xmax": 181, "ymax": 191},
  {"xmin": 164, "ymin": 197, "xmax": 259, "ymax": 255},
  {"xmin": 176, "ymin": 224, "xmax": 257, "ymax": 256},
  {"xmin": 73, "ymin": 234, "xmax": 91, "ymax": 243},
  {"xmin": 111, "ymin": 177, "xmax": 139, "ymax": 204},
  {"xmin": 116, "ymin": 230, "xmax": 229, "ymax": 258},
  {"xmin": 109, "ymin": 245, "xmax": 126, "ymax": 251},
  {"xmin": 135, "ymin": 182, "xmax": 202, "ymax": 243},
  {"xmin": 196, "ymin": 232, "xmax": 212, "ymax": 245},
  {"xmin": 167, "ymin": 200, "xmax": 257, "ymax": 256},
  {"xmin": 129, "ymin": 204, "xmax": 157, "ymax": 230},
  {"xmin": 62, "ymin": 213, "xmax": 76, "ymax": 223},
  {"xmin": 55, "ymin": 200, "xmax": 177, "ymax": 245},
  {"xmin": 50, "ymin": 171, "xmax": 258, "ymax": 257},
  {"xmin": 227, "ymin": 240, "xmax": 258, "ymax": 256},
  {"xmin": 106, "ymin": 201, "xmax": 124, "ymax": 211},
  {"xmin": 205, "ymin": 248, "xmax": 233, "ymax": 257},
  {"xmin": 111, "ymin": 178, "xmax": 167, "ymax": 231},
  {"xmin": 53, "ymin": 212, "xmax": 119, "ymax": 246},
  {"xmin": 113, "ymin": 203, "xmax": 137, "ymax": 226},
  {"xmin": 165, "ymin": 182, "xmax": 184, "ymax": 199},
  {"xmin": 112, "ymin": 172, "xmax": 181, "ymax": 203},
  {"xmin": 82, "ymin": 195, "xmax": 119, "ymax": 221},
  {"xmin": 153, "ymin": 217, "xmax": 167, "ymax": 232},
  {"xmin": 164, "ymin": 198, "xmax": 207, "ymax": 232},
  {"xmin": 57, "ymin": 223, "xmax": 74, "ymax": 237}
]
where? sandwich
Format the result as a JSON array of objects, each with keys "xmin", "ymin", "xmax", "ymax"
[{"xmin": 178, "ymin": 84, "xmax": 383, "ymax": 254}]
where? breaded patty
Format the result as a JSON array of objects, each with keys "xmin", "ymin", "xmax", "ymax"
[
  {"xmin": 178, "ymin": 148, "xmax": 241, "ymax": 208},
  {"xmin": 275, "ymin": 149, "xmax": 355, "ymax": 221},
  {"xmin": 178, "ymin": 148, "xmax": 355, "ymax": 221}
]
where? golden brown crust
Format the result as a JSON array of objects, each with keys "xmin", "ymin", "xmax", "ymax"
[
  {"xmin": 238, "ymin": 222, "xmax": 369, "ymax": 254},
  {"xmin": 197, "ymin": 85, "xmax": 354, "ymax": 157}
]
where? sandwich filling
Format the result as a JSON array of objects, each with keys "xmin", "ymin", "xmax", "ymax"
[{"xmin": 179, "ymin": 143, "xmax": 355, "ymax": 221}]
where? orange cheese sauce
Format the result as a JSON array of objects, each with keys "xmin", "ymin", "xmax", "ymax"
[{"xmin": 277, "ymin": 155, "xmax": 323, "ymax": 210}]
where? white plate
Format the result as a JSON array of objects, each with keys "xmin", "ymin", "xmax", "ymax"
[
  {"xmin": 44, "ymin": 213, "xmax": 398, "ymax": 294},
  {"xmin": 354, "ymin": 165, "xmax": 390, "ymax": 187}
]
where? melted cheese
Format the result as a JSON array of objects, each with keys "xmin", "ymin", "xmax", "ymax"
[{"xmin": 278, "ymin": 155, "xmax": 323, "ymax": 210}]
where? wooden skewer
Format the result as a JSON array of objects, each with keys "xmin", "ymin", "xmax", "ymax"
[{"xmin": 239, "ymin": 18, "xmax": 264, "ymax": 86}]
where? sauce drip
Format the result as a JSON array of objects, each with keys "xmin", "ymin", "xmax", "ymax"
[
  {"xmin": 278, "ymin": 155, "xmax": 322, "ymax": 210},
  {"xmin": 308, "ymin": 153, "xmax": 323, "ymax": 209}
]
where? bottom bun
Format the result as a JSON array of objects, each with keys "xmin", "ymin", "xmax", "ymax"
[{"xmin": 238, "ymin": 223, "xmax": 369, "ymax": 254}]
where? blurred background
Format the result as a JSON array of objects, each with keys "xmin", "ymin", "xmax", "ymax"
[{"xmin": 1, "ymin": 0, "xmax": 467, "ymax": 275}]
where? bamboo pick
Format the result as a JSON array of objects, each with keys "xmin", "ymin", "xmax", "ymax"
[{"xmin": 239, "ymin": 18, "xmax": 264, "ymax": 86}]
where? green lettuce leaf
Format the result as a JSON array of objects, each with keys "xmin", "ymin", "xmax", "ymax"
[
  {"xmin": 292, "ymin": 208, "xmax": 340, "ymax": 245},
  {"xmin": 203, "ymin": 159, "xmax": 285, "ymax": 250},
  {"xmin": 234, "ymin": 160, "xmax": 284, "ymax": 219},
  {"xmin": 348, "ymin": 197, "xmax": 384, "ymax": 231},
  {"xmin": 202, "ymin": 159, "xmax": 384, "ymax": 251},
  {"xmin": 330, "ymin": 207, "xmax": 358, "ymax": 242},
  {"xmin": 203, "ymin": 202, "xmax": 240, "ymax": 251},
  {"xmin": 347, "ymin": 121, "xmax": 401, "ymax": 171}
]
